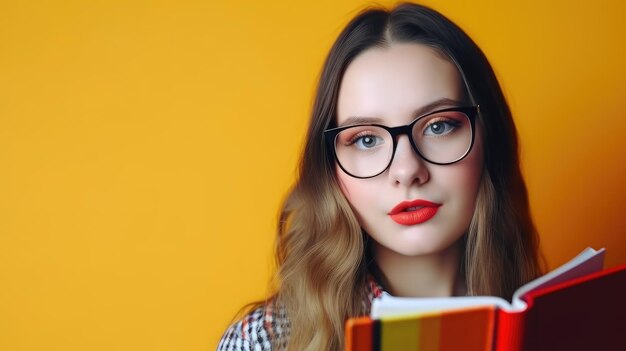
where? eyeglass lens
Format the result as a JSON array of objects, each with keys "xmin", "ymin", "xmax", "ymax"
[{"xmin": 333, "ymin": 110, "xmax": 472, "ymax": 178}]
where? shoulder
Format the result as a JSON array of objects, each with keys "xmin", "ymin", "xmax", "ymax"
[{"xmin": 217, "ymin": 300, "xmax": 289, "ymax": 351}]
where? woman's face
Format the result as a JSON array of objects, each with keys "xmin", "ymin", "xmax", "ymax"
[{"xmin": 335, "ymin": 43, "xmax": 483, "ymax": 258}]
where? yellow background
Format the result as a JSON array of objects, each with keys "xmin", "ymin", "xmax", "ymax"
[{"xmin": 1, "ymin": 0, "xmax": 625, "ymax": 350}]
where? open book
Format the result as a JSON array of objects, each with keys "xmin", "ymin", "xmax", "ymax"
[{"xmin": 345, "ymin": 247, "xmax": 626, "ymax": 351}]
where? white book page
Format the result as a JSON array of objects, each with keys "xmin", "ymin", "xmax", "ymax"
[
  {"xmin": 372, "ymin": 247, "xmax": 606, "ymax": 317},
  {"xmin": 371, "ymin": 295, "xmax": 509, "ymax": 319}
]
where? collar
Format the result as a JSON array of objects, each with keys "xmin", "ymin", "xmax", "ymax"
[{"xmin": 366, "ymin": 273, "xmax": 385, "ymax": 303}]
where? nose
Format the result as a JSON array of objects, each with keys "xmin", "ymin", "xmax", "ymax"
[{"xmin": 387, "ymin": 135, "xmax": 430, "ymax": 186}]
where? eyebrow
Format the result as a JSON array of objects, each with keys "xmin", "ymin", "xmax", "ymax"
[{"xmin": 338, "ymin": 98, "xmax": 464, "ymax": 127}]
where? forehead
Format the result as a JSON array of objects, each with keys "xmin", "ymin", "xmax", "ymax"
[{"xmin": 337, "ymin": 43, "xmax": 463, "ymax": 125}]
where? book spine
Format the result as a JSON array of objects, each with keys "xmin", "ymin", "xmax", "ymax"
[
  {"xmin": 493, "ymin": 310, "xmax": 525, "ymax": 351},
  {"xmin": 345, "ymin": 317, "xmax": 375, "ymax": 351}
]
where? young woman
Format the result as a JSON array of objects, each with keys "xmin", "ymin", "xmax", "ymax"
[{"xmin": 218, "ymin": 3, "xmax": 544, "ymax": 350}]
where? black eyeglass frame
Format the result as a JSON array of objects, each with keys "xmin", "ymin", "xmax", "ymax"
[{"xmin": 323, "ymin": 105, "xmax": 480, "ymax": 179}]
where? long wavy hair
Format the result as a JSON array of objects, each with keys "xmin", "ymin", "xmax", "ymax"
[{"xmin": 250, "ymin": 3, "xmax": 544, "ymax": 350}]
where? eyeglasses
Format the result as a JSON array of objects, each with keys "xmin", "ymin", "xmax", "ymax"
[{"xmin": 324, "ymin": 106, "xmax": 479, "ymax": 179}]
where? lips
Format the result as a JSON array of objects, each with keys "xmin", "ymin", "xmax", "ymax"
[{"xmin": 388, "ymin": 199, "xmax": 441, "ymax": 225}]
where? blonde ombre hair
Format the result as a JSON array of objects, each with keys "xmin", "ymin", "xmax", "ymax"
[{"xmin": 246, "ymin": 3, "xmax": 544, "ymax": 350}]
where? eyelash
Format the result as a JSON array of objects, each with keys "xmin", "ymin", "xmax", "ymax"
[
  {"xmin": 423, "ymin": 118, "xmax": 461, "ymax": 135},
  {"xmin": 345, "ymin": 131, "xmax": 379, "ymax": 145}
]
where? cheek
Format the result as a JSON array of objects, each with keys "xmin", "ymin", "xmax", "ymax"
[
  {"xmin": 449, "ymin": 139, "xmax": 484, "ymax": 207},
  {"xmin": 336, "ymin": 167, "xmax": 358, "ymax": 203},
  {"xmin": 429, "ymin": 129, "xmax": 484, "ymax": 214},
  {"xmin": 462, "ymin": 151, "xmax": 483, "ymax": 187},
  {"xmin": 335, "ymin": 167, "xmax": 374, "ymax": 212},
  {"xmin": 467, "ymin": 134, "xmax": 485, "ymax": 190}
]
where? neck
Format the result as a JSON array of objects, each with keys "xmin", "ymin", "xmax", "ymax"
[{"xmin": 372, "ymin": 240, "xmax": 465, "ymax": 297}]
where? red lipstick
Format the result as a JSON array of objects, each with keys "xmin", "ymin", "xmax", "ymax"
[{"xmin": 388, "ymin": 199, "xmax": 441, "ymax": 225}]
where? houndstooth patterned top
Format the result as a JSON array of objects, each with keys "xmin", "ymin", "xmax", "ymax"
[{"xmin": 216, "ymin": 276, "xmax": 385, "ymax": 351}]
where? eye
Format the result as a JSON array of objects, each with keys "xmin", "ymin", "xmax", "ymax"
[
  {"xmin": 424, "ymin": 119, "xmax": 460, "ymax": 136},
  {"xmin": 352, "ymin": 134, "xmax": 385, "ymax": 150},
  {"xmin": 336, "ymin": 125, "xmax": 389, "ymax": 153}
]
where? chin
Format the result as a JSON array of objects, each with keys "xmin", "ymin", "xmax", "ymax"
[
  {"xmin": 394, "ymin": 245, "xmax": 447, "ymax": 257},
  {"xmin": 384, "ymin": 234, "xmax": 463, "ymax": 258}
]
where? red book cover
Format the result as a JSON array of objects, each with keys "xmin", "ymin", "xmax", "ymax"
[
  {"xmin": 521, "ymin": 263, "xmax": 626, "ymax": 351},
  {"xmin": 493, "ymin": 309, "xmax": 525, "ymax": 351}
]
